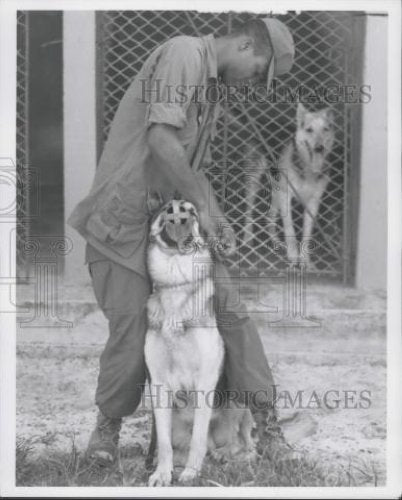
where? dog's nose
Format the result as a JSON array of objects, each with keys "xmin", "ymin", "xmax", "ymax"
[
  {"xmin": 178, "ymin": 234, "xmax": 196, "ymax": 254},
  {"xmin": 182, "ymin": 234, "xmax": 193, "ymax": 246},
  {"xmin": 314, "ymin": 145, "xmax": 324, "ymax": 153}
]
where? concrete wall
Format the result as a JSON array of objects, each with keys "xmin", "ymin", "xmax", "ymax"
[
  {"xmin": 355, "ymin": 15, "xmax": 387, "ymax": 289},
  {"xmin": 63, "ymin": 12, "xmax": 96, "ymax": 286}
]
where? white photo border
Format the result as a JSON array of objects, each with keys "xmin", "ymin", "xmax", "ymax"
[{"xmin": 0, "ymin": 0, "xmax": 400, "ymax": 498}]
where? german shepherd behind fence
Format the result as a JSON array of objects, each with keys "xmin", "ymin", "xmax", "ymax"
[{"xmin": 243, "ymin": 103, "xmax": 335, "ymax": 267}]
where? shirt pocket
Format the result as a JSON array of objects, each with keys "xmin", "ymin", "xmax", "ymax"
[{"xmin": 86, "ymin": 184, "xmax": 149, "ymax": 258}]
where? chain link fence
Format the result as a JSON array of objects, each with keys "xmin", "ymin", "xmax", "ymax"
[{"xmin": 97, "ymin": 11, "xmax": 360, "ymax": 280}]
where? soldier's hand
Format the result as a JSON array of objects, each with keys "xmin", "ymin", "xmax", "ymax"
[
  {"xmin": 216, "ymin": 225, "xmax": 237, "ymax": 256},
  {"xmin": 198, "ymin": 207, "xmax": 219, "ymax": 239},
  {"xmin": 198, "ymin": 207, "xmax": 237, "ymax": 256}
]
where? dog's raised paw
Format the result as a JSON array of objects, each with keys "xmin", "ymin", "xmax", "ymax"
[
  {"xmin": 148, "ymin": 466, "xmax": 172, "ymax": 487},
  {"xmin": 162, "ymin": 316, "xmax": 184, "ymax": 334},
  {"xmin": 178, "ymin": 467, "xmax": 198, "ymax": 484}
]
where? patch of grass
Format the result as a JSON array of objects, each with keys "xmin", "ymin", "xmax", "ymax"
[
  {"xmin": 197, "ymin": 453, "xmax": 378, "ymax": 487},
  {"xmin": 16, "ymin": 435, "xmax": 127, "ymax": 487},
  {"xmin": 16, "ymin": 436, "xmax": 381, "ymax": 487}
]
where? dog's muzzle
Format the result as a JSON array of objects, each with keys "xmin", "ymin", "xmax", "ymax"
[
  {"xmin": 314, "ymin": 145, "xmax": 325, "ymax": 154},
  {"xmin": 151, "ymin": 199, "xmax": 202, "ymax": 253},
  {"xmin": 161, "ymin": 220, "xmax": 195, "ymax": 250}
]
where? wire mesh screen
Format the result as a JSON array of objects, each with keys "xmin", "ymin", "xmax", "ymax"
[
  {"xmin": 97, "ymin": 11, "xmax": 357, "ymax": 280},
  {"xmin": 17, "ymin": 11, "xmax": 30, "ymax": 274}
]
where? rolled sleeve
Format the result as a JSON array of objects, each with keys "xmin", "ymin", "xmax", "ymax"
[
  {"xmin": 146, "ymin": 37, "xmax": 203, "ymax": 129},
  {"xmin": 147, "ymin": 102, "xmax": 187, "ymax": 129}
]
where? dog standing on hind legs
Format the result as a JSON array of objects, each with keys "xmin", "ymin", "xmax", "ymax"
[
  {"xmin": 243, "ymin": 103, "xmax": 335, "ymax": 267},
  {"xmin": 144, "ymin": 200, "xmax": 255, "ymax": 487}
]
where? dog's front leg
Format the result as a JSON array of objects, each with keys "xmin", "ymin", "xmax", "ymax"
[
  {"xmin": 178, "ymin": 384, "xmax": 214, "ymax": 484},
  {"xmin": 302, "ymin": 185, "xmax": 326, "ymax": 267},
  {"xmin": 280, "ymin": 197, "xmax": 299, "ymax": 262},
  {"xmin": 147, "ymin": 295, "xmax": 164, "ymax": 329},
  {"xmin": 148, "ymin": 383, "xmax": 174, "ymax": 487}
]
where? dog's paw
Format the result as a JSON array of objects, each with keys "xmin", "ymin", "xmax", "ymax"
[
  {"xmin": 148, "ymin": 465, "xmax": 172, "ymax": 487},
  {"xmin": 210, "ymin": 446, "xmax": 230, "ymax": 464},
  {"xmin": 163, "ymin": 316, "xmax": 184, "ymax": 334},
  {"xmin": 283, "ymin": 239, "xmax": 300, "ymax": 262},
  {"xmin": 178, "ymin": 466, "xmax": 198, "ymax": 484},
  {"xmin": 289, "ymin": 255, "xmax": 300, "ymax": 264}
]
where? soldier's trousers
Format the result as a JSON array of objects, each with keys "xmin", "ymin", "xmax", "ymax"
[{"xmin": 88, "ymin": 256, "xmax": 276, "ymax": 418}]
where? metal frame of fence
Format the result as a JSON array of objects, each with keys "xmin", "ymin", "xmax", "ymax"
[
  {"xmin": 17, "ymin": 10, "xmax": 30, "ymax": 277},
  {"xmin": 94, "ymin": 11, "xmax": 364, "ymax": 281}
]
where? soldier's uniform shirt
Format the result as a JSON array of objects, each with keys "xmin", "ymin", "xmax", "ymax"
[{"xmin": 68, "ymin": 34, "xmax": 219, "ymax": 275}]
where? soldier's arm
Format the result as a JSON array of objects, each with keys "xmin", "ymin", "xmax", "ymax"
[
  {"xmin": 148, "ymin": 123, "xmax": 236, "ymax": 253},
  {"xmin": 148, "ymin": 123, "xmax": 219, "ymax": 238}
]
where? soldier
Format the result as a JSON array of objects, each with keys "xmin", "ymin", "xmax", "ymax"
[{"xmin": 68, "ymin": 16, "xmax": 297, "ymax": 466}]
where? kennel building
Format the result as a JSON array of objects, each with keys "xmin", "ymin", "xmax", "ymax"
[{"xmin": 15, "ymin": 10, "xmax": 387, "ymax": 289}]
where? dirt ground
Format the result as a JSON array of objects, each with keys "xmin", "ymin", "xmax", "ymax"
[{"xmin": 16, "ymin": 282, "xmax": 386, "ymax": 487}]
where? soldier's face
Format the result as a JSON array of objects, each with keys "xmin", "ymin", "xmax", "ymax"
[{"xmin": 221, "ymin": 41, "xmax": 270, "ymax": 87}]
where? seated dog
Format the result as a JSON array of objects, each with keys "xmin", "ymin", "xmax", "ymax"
[{"xmin": 144, "ymin": 199, "xmax": 255, "ymax": 486}]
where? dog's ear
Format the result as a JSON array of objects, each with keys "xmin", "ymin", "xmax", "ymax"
[
  {"xmin": 187, "ymin": 204, "xmax": 201, "ymax": 238},
  {"xmin": 324, "ymin": 108, "xmax": 335, "ymax": 124},
  {"xmin": 188, "ymin": 205, "xmax": 198, "ymax": 219},
  {"xmin": 150, "ymin": 211, "xmax": 165, "ymax": 236},
  {"xmin": 297, "ymin": 103, "xmax": 307, "ymax": 128}
]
